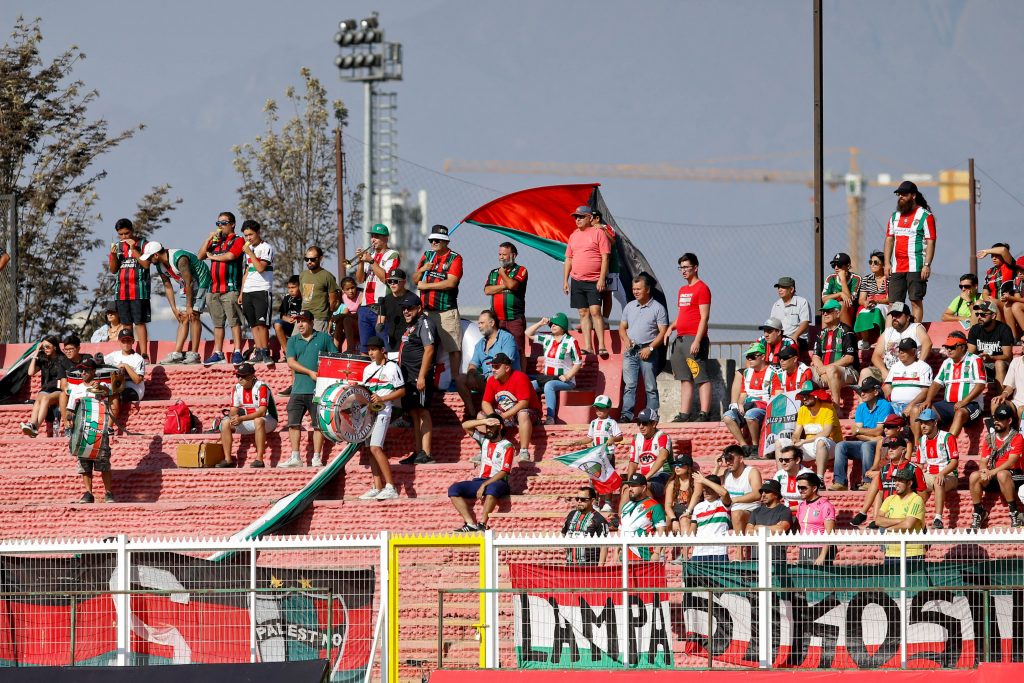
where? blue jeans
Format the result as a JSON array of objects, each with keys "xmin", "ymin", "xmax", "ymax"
[
  {"xmin": 833, "ymin": 439, "xmax": 878, "ymax": 486},
  {"xmin": 357, "ymin": 306, "xmax": 383, "ymax": 353},
  {"xmin": 532, "ymin": 377, "xmax": 576, "ymax": 418},
  {"xmin": 621, "ymin": 350, "xmax": 659, "ymax": 420}
]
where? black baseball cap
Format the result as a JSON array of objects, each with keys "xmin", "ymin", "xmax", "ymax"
[
  {"xmin": 117, "ymin": 328, "xmax": 135, "ymax": 342},
  {"xmin": 829, "ymin": 252, "xmax": 851, "ymax": 267},
  {"xmin": 366, "ymin": 336, "xmax": 386, "ymax": 349},
  {"xmin": 625, "ymin": 473, "xmax": 648, "ymax": 487},
  {"xmin": 399, "ymin": 292, "xmax": 422, "ymax": 309},
  {"xmin": 294, "ymin": 310, "xmax": 315, "ymax": 321},
  {"xmin": 76, "ymin": 357, "xmax": 98, "ymax": 370},
  {"xmin": 777, "ymin": 346, "xmax": 799, "ymax": 361},
  {"xmin": 759, "ymin": 480, "xmax": 783, "ymax": 496},
  {"xmin": 854, "ymin": 377, "xmax": 882, "ymax": 393},
  {"xmin": 491, "ymin": 353, "xmax": 514, "ymax": 367},
  {"xmin": 672, "ymin": 455, "xmax": 694, "ymax": 468},
  {"xmin": 994, "ymin": 404, "xmax": 1016, "ymax": 420},
  {"xmin": 390, "ymin": 268, "xmax": 407, "ymax": 280},
  {"xmin": 894, "ymin": 180, "xmax": 919, "ymax": 195},
  {"xmin": 897, "ymin": 337, "xmax": 918, "ymax": 351},
  {"xmin": 234, "ymin": 362, "xmax": 256, "ymax": 377}
]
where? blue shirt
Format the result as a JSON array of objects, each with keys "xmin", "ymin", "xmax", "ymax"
[
  {"xmin": 854, "ymin": 398, "xmax": 894, "ymax": 429},
  {"xmin": 469, "ymin": 329, "xmax": 520, "ymax": 377}
]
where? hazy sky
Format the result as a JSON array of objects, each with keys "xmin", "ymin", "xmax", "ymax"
[{"xmin": 10, "ymin": 1, "xmax": 1024, "ymax": 338}]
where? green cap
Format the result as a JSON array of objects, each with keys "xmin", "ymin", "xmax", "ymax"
[
  {"xmin": 369, "ymin": 223, "xmax": 390, "ymax": 236},
  {"xmin": 797, "ymin": 380, "xmax": 817, "ymax": 395},
  {"xmin": 549, "ymin": 312, "xmax": 570, "ymax": 332},
  {"xmin": 745, "ymin": 342, "xmax": 765, "ymax": 357},
  {"xmin": 820, "ymin": 299, "xmax": 842, "ymax": 312}
]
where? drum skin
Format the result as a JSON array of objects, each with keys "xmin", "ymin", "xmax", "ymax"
[
  {"xmin": 70, "ymin": 397, "xmax": 108, "ymax": 460},
  {"xmin": 315, "ymin": 383, "xmax": 374, "ymax": 444}
]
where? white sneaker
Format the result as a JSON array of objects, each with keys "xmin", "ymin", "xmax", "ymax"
[
  {"xmin": 359, "ymin": 488, "xmax": 381, "ymax": 500},
  {"xmin": 277, "ymin": 454, "xmax": 303, "ymax": 468},
  {"xmin": 376, "ymin": 484, "xmax": 399, "ymax": 500},
  {"xmin": 161, "ymin": 351, "xmax": 184, "ymax": 364},
  {"xmin": 518, "ymin": 449, "xmax": 530, "ymax": 462},
  {"xmin": 183, "ymin": 351, "xmax": 202, "ymax": 365},
  {"xmin": 311, "ymin": 454, "xmax": 324, "ymax": 467}
]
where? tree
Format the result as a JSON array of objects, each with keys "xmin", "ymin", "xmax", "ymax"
[
  {"xmin": 233, "ymin": 68, "xmax": 358, "ymax": 289},
  {"xmin": 0, "ymin": 17, "xmax": 177, "ymax": 341}
]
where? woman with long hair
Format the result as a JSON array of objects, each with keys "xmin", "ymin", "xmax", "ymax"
[{"xmin": 20, "ymin": 335, "xmax": 72, "ymax": 437}]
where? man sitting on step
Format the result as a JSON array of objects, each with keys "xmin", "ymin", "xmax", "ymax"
[
  {"xmin": 449, "ymin": 414, "xmax": 515, "ymax": 532},
  {"xmin": 218, "ymin": 362, "xmax": 278, "ymax": 468}
]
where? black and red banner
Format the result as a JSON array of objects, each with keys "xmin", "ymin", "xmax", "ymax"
[{"xmin": 0, "ymin": 552, "xmax": 375, "ymax": 681}]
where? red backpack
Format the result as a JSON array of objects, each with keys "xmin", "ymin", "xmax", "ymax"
[{"xmin": 164, "ymin": 400, "xmax": 198, "ymax": 434}]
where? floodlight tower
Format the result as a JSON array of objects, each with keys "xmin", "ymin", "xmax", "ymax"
[{"xmin": 334, "ymin": 13, "xmax": 403, "ymax": 247}]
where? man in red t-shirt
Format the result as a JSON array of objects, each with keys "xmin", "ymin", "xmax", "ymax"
[
  {"xmin": 669, "ymin": 252, "xmax": 712, "ymax": 422},
  {"xmin": 969, "ymin": 403, "xmax": 1024, "ymax": 529},
  {"xmin": 563, "ymin": 206, "xmax": 611, "ymax": 356},
  {"xmin": 481, "ymin": 352, "xmax": 541, "ymax": 463}
]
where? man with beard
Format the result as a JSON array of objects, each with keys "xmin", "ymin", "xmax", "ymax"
[
  {"xmin": 970, "ymin": 404, "xmax": 1024, "ymax": 529},
  {"xmin": 450, "ymin": 414, "xmax": 515, "ymax": 532},
  {"xmin": 299, "ymin": 246, "xmax": 340, "ymax": 334},
  {"xmin": 850, "ymin": 436, "xmax": 925, "ymax": 527},
  {"xmin": 882, "ymin": 338, "xmax": 933, "ymax": 417},
  {"xmin": 481, "ymin": 353, "xmax": 542, "ymax": 462},
  {"xmin": 861, "ymin": 302, "xmax": 932, "ymax": 383},
  {"xmin": 884, "ymin": 181, "xmax": 936, "ymax": 322},
  {"xmin": 618, "ymin": 473, "xmax": 667, "ymax": 562},
  {"xmin": 967, "ymin": 299, "xmax": 1014, "ymax": 386},
  {"xmin": 484, "ymin": 242, "xmax": 529, "ymax": 355},
  {"xmin": 457, "ymin": 310, "xmax": 519, "ymax": 416},
  {"xmin": 561, "ymin": 486, "xmax": 610, "ymax": 565}
]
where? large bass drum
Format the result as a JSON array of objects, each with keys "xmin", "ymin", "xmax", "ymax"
[
  {"xmin": 316, "ymin": 383, "xmax": 375, "ymax": 444},
  {"xmin": 70, "ymin": 396, "xmax": 108, "ymax": 460}
]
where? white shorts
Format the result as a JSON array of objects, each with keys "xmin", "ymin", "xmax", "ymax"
[
  {"xmin": 365, "ymin": 407, "xmax": 392, "ymax": 448},
  {"xmin": 236, "ymin": 415, "xmax": 277, "ymax": 434},
  {"xmin": 800, "ymin": 437, "xmax": 836, "ymax": 461},
  {"xmin": 731, "ymin": 501, "xmax": 761, "ymax": 513}
]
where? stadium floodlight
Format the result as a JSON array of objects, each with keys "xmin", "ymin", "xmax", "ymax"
[
  {"xmin": 334, "ymin": 10, "xmax": 401, "ymax": 83},
  {"xmin": 360, "ymin": 15, "xmax": 379, "ymax": 29},
  {"xmin": 339, "ymin": 18, "xmax": 358, "ymax": 31}
]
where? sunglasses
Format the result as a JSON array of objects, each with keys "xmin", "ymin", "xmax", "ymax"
[
  {"xmin": 638, "ymin": 421, "xmax": 656, "ymax": 426},
  {"xmin": 215, "ymin": 220, "xmax": 232, "ymax": 226},
  {"xmin": 386, "ymin": 279, "xmax": 402, "ymax": 284},
  {"xmin": 777, "ymin": 458, "xmax": 793, "ymax": 464},
  {"xmin": 960, "ymin": 284, "xmax": 974, "ymax": 289},
  {"xmin": 305, "ymin": 257, "xmax": 320, "ymax": 262},
  {"xmin": 870, "ymin": 260, "xmax": 882, "ymax": 265},
  {"xmin": 942, "ymin": 344, "xmax": 961, "ymax": 350},
  {"xmin": 429, "ymin": 238, "xmax": 446, "ymax": 243},
  {"xmin": 572, "ymin": 497, "xmax": 592, "ymax": 502},
  {"xmin": 401, "ymin": 306, "xmax": 418, "ymax": 311},
  {"xmin": 796, "ymin": 486, "xmax": 810, "ymax": 491}
]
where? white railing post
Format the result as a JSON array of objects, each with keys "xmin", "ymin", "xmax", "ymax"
[
  {"xmin": 757, "ymin": 527, "xmax": 770, "ymax": 668},
  {"xmin": 249, "ymin": 540, "xmax": 258, "ymax": 663},
  {"xmin": 378, "ymin": 530, "xmax": 389, "ymax": 683},
  {"xmin": 899, "ymin": 538, "xmax": 908, "ymax": 668},
  {"xmin": 484, "ymin": 529, "xmax": 499, "ymax": 668},
  {"xmin": 621, "ymin": 535, "xmax": 630, "ymax": 667},
  {"xmin": 115, "ymin": 534, "xmax": 130, "ymax": 666}
]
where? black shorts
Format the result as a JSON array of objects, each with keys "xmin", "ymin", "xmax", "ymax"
[
  {"xmin": 401, "ymin": 379, "xmax": 434, "ymax": 413},
  {"xmin": 670, "ymin": 335, "xmax": 710, "ymax": 383},
  {"xmin": 118, "ymin": 387, "xmax": 140, "ymax": 403},
  {"xmin": 983, "ymin": 469, "xmax": 1024, "ymax": 493},
  {"xmin": 242, "ymin": 291, "xmax": 273, "ymax": 328},
  {"xmin": 888, "ymin": 272, "xmax": 927, "ymax": 304},
  {"xmin": 286, "ymin": 393, "xmax": 317, "ymax": 428},
  {"xmin": 569, "ymin": 279, "xmax": 601, "ymax": 309},
  {"xmin": 115, "ymin": 299, "xmax": 151, "ymax": 325}
]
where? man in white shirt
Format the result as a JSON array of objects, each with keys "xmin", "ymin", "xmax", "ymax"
[
  {"xmin": 862, "ymin": 302, "xmax": 932, "ymax": 382},
  {"xmin": 358, "ymin": 336, "xmax": 406, "ymax": 500},
  {"xmin": 882, "ymin": 337, "xmax": 933, "ymax": 416},
  {"xmin": 104, "ymin": 328, "xmax": 146, "ymax": 434},
  {"xmin": 239, "ymin": 220, "xmax": 275, "ymax": 364},
  {"xmin": 769, "ymin": 276, "xmax": 810, "ymax": 346}
]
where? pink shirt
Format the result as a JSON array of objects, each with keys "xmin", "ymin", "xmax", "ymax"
[
  {"xmin": 565, "ymin": 227, "xmax": 611, "ymax": 282},
  {"xmin": 796, "ymin": 496, "xmax": 836, "ymax": 548},
  {"xmin": 343, "ymin": 292, "xmax": 360, "ymax": 314}
]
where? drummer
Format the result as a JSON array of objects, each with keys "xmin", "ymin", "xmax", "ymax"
[
  {"xmin": 59, "ymin": 358, "xmax": 115, "ymax": 504},
  {"xmin": 358, "ymin": 336, "xmax": 406, "ymax": 501}
]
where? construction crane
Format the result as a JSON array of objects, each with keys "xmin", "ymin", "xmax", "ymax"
[{"xmin": 443, "ymin": 149, "xmax": 970, "ymax": 270}]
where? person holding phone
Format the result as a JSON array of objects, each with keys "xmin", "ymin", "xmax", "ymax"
[{"xmin": 106, "ymin": 218, "xmax": 151, "ymax": 358}]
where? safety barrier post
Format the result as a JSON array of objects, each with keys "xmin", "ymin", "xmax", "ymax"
[
  {"xmin": 379, "ymin": 530, "xmax": 390, "ymax": 683},
  {"xmin": 249, "ymin": 542, "xmax": 258, "ymax": 663},
  {"xmin": 899, "ymin": 539, "xmax": 907, "ymax": 668},
  {"xmin": 757, "ymin": 527, "xmax": 770, "ymax": 668},
  {"xmin": 982, "ymin": 588, "xmax": 991, "ymax": 663},
  {"xmin": 69, "ymin": 594, "xmax": 77, "ymax": 666},
  {"xmin": 115, "ymin": 534, "xmax": 130, "ymax": 666},
  {"xmin": 484, "ymin": 529, "xmax": 498, "ymax": 668}
]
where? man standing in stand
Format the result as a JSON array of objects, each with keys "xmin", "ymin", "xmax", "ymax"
[
  {"xmin": 107, "ymin": 218, "xmax": 151, "ymax": 358},
  {"xmin": 884, "ymin": 181, "xmax": 936, "ymax": 323},
  {"xmin": 356, "ymin": 223, "xmax": 400, "ymax": 352},
  {"xmin": 199, "ymin": 211, "xmax": 246, "ymax": 365},
  {"xmin": 484, "ymin": 242, "xmax": 529, "ymax": 355}
]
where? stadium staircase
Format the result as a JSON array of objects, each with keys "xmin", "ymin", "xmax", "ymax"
[{"xmin": 0, "ymin": 322, "xmax": 1018, "ymax": 676}]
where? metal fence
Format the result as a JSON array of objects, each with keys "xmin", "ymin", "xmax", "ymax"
[
  {"xmin": 2, "ymin": 530, "xmax": 1024, "ymax": 678},
  {"xmin": 0, "ymin": 194, "xmax": 17, "ymax": 343}
]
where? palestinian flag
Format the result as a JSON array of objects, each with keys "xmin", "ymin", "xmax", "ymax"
[
  {"xmin": 455, "ymin": 183, "xmax": 667, "ymax": 311},
  {"xmin": 209, "ymin": 442, "xmax": 361, "ymax": 561},
  {"xmin": 759, "ymin": 391, "xmax": 799, "ymax": 457},
  {"xmin": 555, "ymin": 444, "xmax": 622, "ymax": 495}
]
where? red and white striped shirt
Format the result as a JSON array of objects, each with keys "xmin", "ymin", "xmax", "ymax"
[
  {"xmin": 359, "ymin": 248, "xmax": 399, "ymax": 307},
  {"xmin": 770, "ymin": 363, "xmax": 813, "ymax": 396},
  {"xmin": 471, "ymin": 432, "xmax": 515, "ymax": 478},
  {"xmin": 914, "ymin": 430, "xmax": 959, "ymax": 475},
  {"xmin": 934, "ymin": 353, "xmax": 986, "ymax": 403},
  {"xmin": 630, "ymin": 431, "xmax": 671, "ymax": 477},
  {"xmin": 886, "ymin": 207, "xmax": 936, "ymax": 273}
]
